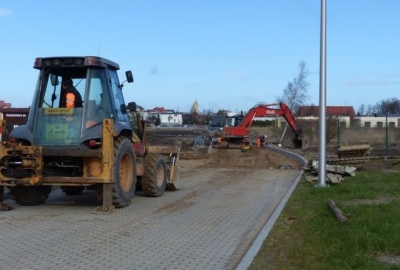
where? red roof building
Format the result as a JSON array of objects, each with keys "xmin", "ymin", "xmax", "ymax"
[
  {"xmin": 149, "ymin": 107, "xmax": 167, "ymax": 113},
  {"xmin": 0, "ymin": 100, "xmax": 12, "ymax": 109},
  {"xmin": 298, "ymin": 106, "xmax": 355, "ymax": 119}
]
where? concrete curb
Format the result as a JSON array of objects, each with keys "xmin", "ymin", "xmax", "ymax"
[{"xmin": 236, "ymin": 145, "xmax": 307, "ymax": 270}]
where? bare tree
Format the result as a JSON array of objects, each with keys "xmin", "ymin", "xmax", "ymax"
[
  {"xmin": 377, "ymin": 98, "xmax": 400, "ymax": 114},
  {"xmin": 366, "ymin": 104, "xmax": 374, "ymax": 116},
  {"xmin": 364, "ymin": 98, "xmax": 400, "ymax": 115},
  {"xmin": 277, "ymin": 60, "xmax": 310, "ymax": 113},
  {"xmin": 326, "ymin": 115, "xmax": 338, "ymax": 144},
  {"xmin": 357, "ymin": 104, "xmax": 366, "ymax": 115}
]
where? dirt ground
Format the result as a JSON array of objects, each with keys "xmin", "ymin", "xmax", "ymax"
[
  {"xmin": 145, "ymin": 126, "xmax": 400, "ymax": 173},
  {"xmin": 146, "ymin": 127, "xmax": 302, "ymax": 170}
]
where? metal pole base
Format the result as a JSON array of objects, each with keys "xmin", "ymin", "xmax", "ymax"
[{"xmin": 315, "ymin": 183, "xmax": 329, "ymax": 188}]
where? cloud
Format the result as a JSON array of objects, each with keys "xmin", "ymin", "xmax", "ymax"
[
  {"xmin": 0, "ymin": 8, "xmax": 12, "ymax": 18},
  {"xmin": 341, "ymin": 74, "xmax": 400, "ymax": 87},
  {"xmin": 342, "ymin": 78, "xmax": 397, "ymax": 87},
  {"xmin": 150, "ymin": 65, "xmax": 159, "ymax": 75}
]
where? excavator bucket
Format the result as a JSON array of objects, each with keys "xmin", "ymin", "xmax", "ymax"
[
  {"xmin": 293, "ymin": 134, "xmax": 309, "ymax": 150},
  {"xmin": 293, "ymin": 139, "xmax": 302, "ymax": 149}
]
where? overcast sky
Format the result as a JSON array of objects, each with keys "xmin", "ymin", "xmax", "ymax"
[{"xmin": 0, "ymin": 0, "xmax": 399, "ymax": 113}]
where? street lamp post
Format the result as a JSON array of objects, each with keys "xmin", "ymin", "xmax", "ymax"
[{"xmin": 316, "ymin": 0, "xmax": 328, "ymax": 188}]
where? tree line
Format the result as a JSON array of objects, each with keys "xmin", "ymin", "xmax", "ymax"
[{"xmin": 357, "ymin": 98, "xmax": 400, "ymax": 115}]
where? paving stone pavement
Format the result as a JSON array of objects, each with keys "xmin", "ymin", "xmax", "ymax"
[{"xmin": 0, "ymin": 168, "xmax": 300, "ymax": 270}]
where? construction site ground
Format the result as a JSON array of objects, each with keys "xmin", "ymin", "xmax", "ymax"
[{"xmin": 0, "ymin": 127, "xmax": 305, "ymax": 270}]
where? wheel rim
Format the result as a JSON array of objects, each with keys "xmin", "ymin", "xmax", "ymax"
[
  {"xmin": 155, "ymin": 164, "xmax": 164, "ymax": 187},
  {"xmin": 120, "ymin": 153, "xmax": 134, "ymax": 192}
]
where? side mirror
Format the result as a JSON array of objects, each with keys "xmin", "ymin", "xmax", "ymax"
[
  {"xmin": 127, "ymin": 102, "xmax": 137, "ymax": 112},
  {"xmin": 50, "ymin": 74, "xmax": 59, "ymax": 86},
  {"xmin": 125, "ymin": 71, "xmax": 134, "ymax": 83}
]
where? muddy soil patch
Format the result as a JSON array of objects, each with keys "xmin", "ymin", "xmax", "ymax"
[{"xmin": 146, "ymin": 127, "xmax": 303, "ymax": 170}]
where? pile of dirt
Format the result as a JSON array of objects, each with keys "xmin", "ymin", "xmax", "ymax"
[
  {"xmin": 146, "ymin": 127, "xmax": 211, "ymax": 151},
  {"xmin": 146, "ymin": 127, "xmax": 303, "ymax": 170}
]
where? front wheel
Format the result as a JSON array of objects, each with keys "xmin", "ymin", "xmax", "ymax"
[
  {"xmin": 111, "ymin": 137, "xmax": 137, "ymax": 207},
  {"xmin": 9, "ymin": 185, "xmax": 52, "ymax": 206},
  {"xmin": 142, "ymin": 154, "xmax": 167, "ymax": 197}
]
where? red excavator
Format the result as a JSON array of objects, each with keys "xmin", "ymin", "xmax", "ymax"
[{"xmin": 213, "ymin": 102, "xmax": 304, "ymax": 149}]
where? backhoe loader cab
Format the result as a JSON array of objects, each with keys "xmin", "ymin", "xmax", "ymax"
[
  {"xmin": 0, "ymin": 56, "xmax": 180, "ymax": 211},
  {"xmin": 21, "ymin": 56, "xmax": 133, "ymax": 148}
]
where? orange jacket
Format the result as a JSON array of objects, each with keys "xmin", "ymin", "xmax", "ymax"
[
  {"xmin": 61, "ymin": 86, "xmax": 83, "ymax": 108},
  {"xmin": 66, "ymin": 93, "xmax": 76, "ymax": 108}
]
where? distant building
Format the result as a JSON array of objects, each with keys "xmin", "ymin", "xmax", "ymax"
[
  {"xmin": 0, "ymin": 100, "xmax": 12, "ymax": 109},
  {"xmin": 298, "ymin": 106, "xmax": 355, "ymax": 119},
  {"xmin": 146, "ymin": 107, "xmax": 177, "ymax": 125},
  {"xmin": 149, "ymin": 107, "xmax": 167, "ymax": 113},
  {"xmin": 0, "ymin": 107, "xmax": 30, "ymax": 141},
  {"xmin": 158, "ymin": 113, "xmax": 183, "ymax": 126},
  {"xmin": 295, "ymin": 107, "xmax": 400, "ymax": 128},
  {"xmin": 353, "ymin": 115, "xmax": 400, "ymax": 128},
  {"xmin": 191, "ymin": 101, "xmax": 199, "ymax": 114}
]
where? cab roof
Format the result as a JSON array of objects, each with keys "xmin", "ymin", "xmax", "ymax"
[{"xmin": 33, "ymin": 56, "xmax": 120, "ymax": 70}]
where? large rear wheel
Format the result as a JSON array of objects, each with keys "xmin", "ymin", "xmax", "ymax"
[
  {"xmin": 142, "ymin": 154, "xmax": 167, "ymax": 197},
  {"xmin": 9, "ymin": 185, "xmax": 52, "ymax": 206}
]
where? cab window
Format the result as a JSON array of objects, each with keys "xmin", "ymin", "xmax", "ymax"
[
  {"xmin": 108, "ymin": 69, "xmax": 128, "ymax": 122},
  {"xmin": 40, "ymin": 74, "xmax": 85, "ymax": 109},
  {"xmin": 85, "ymin": 69, "xmax": 113, "ymax": 125}
]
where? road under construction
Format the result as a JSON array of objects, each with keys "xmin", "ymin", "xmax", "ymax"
[{"xmin": 0, "ymin": 140, "xmax": 306, "ymax": 269}]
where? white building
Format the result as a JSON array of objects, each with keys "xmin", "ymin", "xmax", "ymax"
[
  {"xmin": 353, "ymin": 116, "xmax": 399, "ymax": 128},
  {"xmin": 275, "ymin": 115, "xmax": 400, "ymax": 128},
  {"xmin": 158, "ymin": 113, "xmax": 183, "ymax": 126}
]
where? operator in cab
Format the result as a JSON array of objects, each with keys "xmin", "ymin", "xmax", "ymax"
[{"xmin": 60, "ymin": 77, "xmax": 83, "ymax": 108}]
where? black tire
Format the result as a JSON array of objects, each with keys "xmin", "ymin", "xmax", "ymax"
[
  {"xmin": 99, "ymin": 137, "xmax": 136, "ymax": 208},
  {"xmin": 9, "ymin": 185, "xmax": 52, "ymax": 206},
  {"xmin": 61, "ymin": 186, "xmax": 85, "ymax": 196},
  {"xmin": 142, "ymin": 154, "xmax": 167, "ymax": 197}
]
